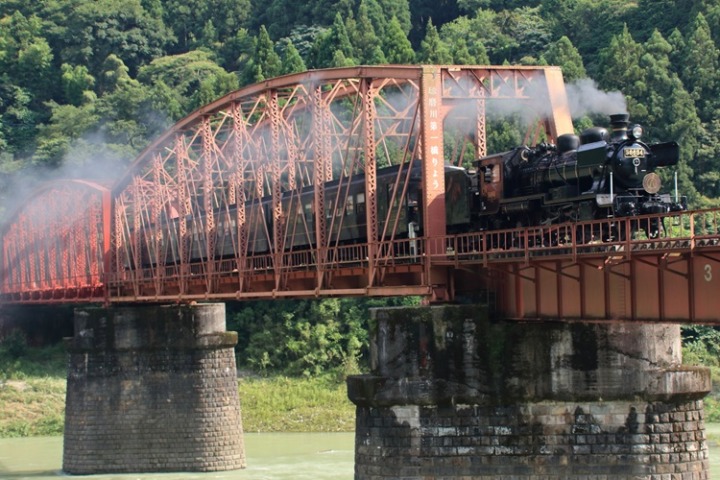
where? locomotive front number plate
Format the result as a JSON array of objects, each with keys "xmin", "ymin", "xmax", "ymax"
[{"xmin": 624, "ymin": 147, "xmax": 645, "ymax": 158}]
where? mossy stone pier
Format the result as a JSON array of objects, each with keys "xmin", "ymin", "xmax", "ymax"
[
  {"xmin": 63, "ymin": 303, "xmax": 245, "ymax": 474},
  {"xmin": 347, "ymin": 305, "xmax": 712, "ymax": 479}
]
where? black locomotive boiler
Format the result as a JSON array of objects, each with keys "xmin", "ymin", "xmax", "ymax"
[{"xmin": 473, "ymin": 113, "xmax": 684, "ymax": 234}]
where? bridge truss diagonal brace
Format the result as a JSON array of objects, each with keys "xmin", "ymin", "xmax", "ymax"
[{"xmin": 493, "ymin": 253, "xmax": 720, "ymax": 324}]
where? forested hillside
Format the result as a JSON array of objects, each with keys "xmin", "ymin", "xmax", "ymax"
[
  {"xmin": 0, "ymin": 0, "xmax": 719, "ymax": 212},
  {"xmin": 2, "ymin": 0, "xmax": 720, "ymax": 383}
]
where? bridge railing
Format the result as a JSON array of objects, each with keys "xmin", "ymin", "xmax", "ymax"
[
  {"xmin": 13, "ymin": 207, "xmax": 720, "ymax": 303},
  {"xmin": 428, "ymin": 208, "xmax": 720, "ymax": 265}
]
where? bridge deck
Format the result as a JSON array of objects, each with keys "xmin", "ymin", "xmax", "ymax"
[{"xmin": 3, "ymin": 208, "xmax": 719, "ymax": 324}]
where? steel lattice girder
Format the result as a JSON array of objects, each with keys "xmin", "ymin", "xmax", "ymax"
[
  {"xmin": 0, "ymin": 180, "xmax": 111, "ymax": 302},
  {"xmin": 106, "ymin": 65, "xmax": 572, "ymax": 301},
  {"xmin": 0, "ymin": 66, "xmax": 572, "ymax": 303}
]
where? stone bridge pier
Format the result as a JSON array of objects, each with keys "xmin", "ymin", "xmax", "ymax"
[
  {"xmin": 347, "ymin": 305, "xmax": 712, "ymax": 480},
  {"xmin": 62, "ymin": 303, "xmax": 245, "ymax": 474}
]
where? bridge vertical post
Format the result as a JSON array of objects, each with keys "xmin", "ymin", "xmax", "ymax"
[
  {"xmin": 312, "ymin": 84, "xmax": 329, "ymax": 290},
  {"xmin": 230, "ymin": 103, "xmax": 248, "ymax": 293},
  {"xmin": 63, "ymin": 303, "xmax": 245, "ymax": 474},
  {"xmin": 348, "ymin": 305, "xmax": 712, "ymax": 479},
  {"xmin": 268, "ymin": 90, "xmax": 285, "ymax": 291},
  {"xmin": 420, "ymin": 66, "xmax": 447, "ymax": 300},
  {"xmin": 540, "ymin": 66, "xmax": 574, "ymax": 140},
  {"xmin": 362, "ymin": 78, "xmax": 378, "ymax": 287}
]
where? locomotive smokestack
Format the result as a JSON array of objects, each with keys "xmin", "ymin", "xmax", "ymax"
[{"xmin": 609, "ymin": 113, "xmax": 630, "ymax": 141}]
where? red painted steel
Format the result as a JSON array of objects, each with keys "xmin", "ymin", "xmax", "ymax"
[
  {"xmin": 442, "ymin": 209, "xmax": 720, "ymax": 323},
  {"xmin": 0, "ymin": 180, "xmax": 110, "ymax": 302},
  {"xmin": 5, "ymin": 66, "xmax": 719, "ymax": 323}
]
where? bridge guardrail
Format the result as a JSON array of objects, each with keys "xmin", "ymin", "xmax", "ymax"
[{"xmin": 4, "ymin": 208, "xmax": 720, "ymax": 302}]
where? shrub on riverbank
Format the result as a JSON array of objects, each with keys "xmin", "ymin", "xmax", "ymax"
[
  {"xmin": 0, "ymin": 335, "xmax": 66, "ymax": 437},
  {"xmin": 239, "ymin": 376, "xmax": 354, "ymax": 432}
]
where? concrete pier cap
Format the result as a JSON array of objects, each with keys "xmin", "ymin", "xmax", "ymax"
[
  {"xmin": 347, "ymin": 304, "xmax": 712, "ymax": 479},
  {"xmin": 63, "ymin": 303, "xmax": 245, "ymax": 474}
]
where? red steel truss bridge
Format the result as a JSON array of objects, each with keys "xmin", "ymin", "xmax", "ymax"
[{"xmin": 2, "ymin": 65, "xmax": 719, "ymax": 324}]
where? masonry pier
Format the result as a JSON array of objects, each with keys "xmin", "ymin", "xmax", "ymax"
[
  {"xmin": 63, "ymin": 303, "xmax": 245, "ymax": 474},
  {"xmin": 347, "ymin": 305, "xmax": 712, "ymax": 479}
]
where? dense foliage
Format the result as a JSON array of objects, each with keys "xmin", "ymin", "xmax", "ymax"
[
  {"xmin": 228, "ymin": 296, "xmax": 419, "ymax": 377},
  {"xmin": 2, "ymin": 1, "xmax": 720, "ymax": 388},
  {"xmin": 0, "ymin": 0, "xmax": 719, "ymax": 215}
]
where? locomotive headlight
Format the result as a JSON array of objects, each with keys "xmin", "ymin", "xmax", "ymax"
[
  {"xmin": 642, "ymin": 172, "xmax": 662, "ymax": 194},
  {"xmin": 629, "ymin": 124, "xmax": 643, "ymax": 140}
]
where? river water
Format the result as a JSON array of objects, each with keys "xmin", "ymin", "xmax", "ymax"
[
  {"xmin": 0, "ymin": 433, "xmax": 355, "ymax": 480},
  {"xmin": 1, "ymin": 430, "xmax": 719, "ymax": 479}
]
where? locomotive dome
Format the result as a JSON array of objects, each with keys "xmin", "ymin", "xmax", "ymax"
[{"xmin": 579, "ymin": 127, "xmax": 608, "ymax": 145}]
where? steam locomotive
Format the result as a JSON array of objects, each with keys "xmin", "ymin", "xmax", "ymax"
[
  {"xmin": 135, "ymin": 114, "xmax": 683, "ymax": 266},
  {"xmin": 472, "ymin": 113, "xmax": 684, "ymax": 232}
]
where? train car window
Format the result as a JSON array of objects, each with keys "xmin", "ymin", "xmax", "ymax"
[
  {"xmin": 346, "ymin": 196, "xmax": 354, "ymax": 215},
  {"xmin": 387, "ymin": 185, "xmax": 400, "ymax": 208},
  {"xmin": 305, "ymin": 202, "xmax": 313, "ymax": 220},
  {"xmin": 326, "ymin": 200, "xmax": 333, "ymax": 219},
  {"xmin": 356, "ymin": 193, "xmax": 365, "ymax": 217}
]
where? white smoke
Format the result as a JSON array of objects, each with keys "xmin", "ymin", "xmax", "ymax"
[{"xmin": 565, "ymin": 78, "xmax": 627, "ymax": 118}]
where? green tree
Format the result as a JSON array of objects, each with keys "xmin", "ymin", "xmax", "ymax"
[
  {"xmin": 0, "ymin": 12, "xmax": 57, "ymax": 107},
  {"xmin": 216, "ymin": 28, "xmax": 254, "ymax": 73},
  {"xmin": 640, "ymin": 29, "xmax": 701, "ymax": 205},
  {"xmin": 138, "ymin": 50, "xmax": 238, "ymax": 115},
  {"xmin": 383, "ymin": 16, "xmax": 415, "ymax": 64},
  {"xmin": 667, "ymin": 28, "xmax": 686, "ymax": 69},
  {"xmin": 331, "ymin": 49, "xmax": 356, "ymax": 67},
  {"xmin": 417, "ymin": 19, "xmax": 452, "ymax": 64},
  {"xmin": 33, "ymin": 101, "xmax": 99, "ymax": 167},
  {"xmin": 493, "ymin": 7, "xmax": 550, "ymax": 63},
  {"xmin": 347, "ymin": 0, "xmax": 386, "ymax": 65},
  {"xmin": 310, "ymin": 13, "xmax": 356, "ymax": 68},
  {"xmin": 681, "ymin": 13, "xmax": 720, "ymax": 123},
  {"xmin": 51, "ymin": 0, "xmax": 170, "ymax": 77},
  {"xmin": 694, "ymin": 120, "xmax": 720, "ymax": 203},
  {"xmin": 408, "ymin": 0, "xmax": 460, "ymax": 46},
  {"xmin": 633, "ymin": 0, "xmax": 697, "ymax": 41},
  {"xmin": 308, "ymin": 0, "xmax": 355, "ymax": 29},
  {"xmin": 436, "ymin": 16, "xmax": 490, "ymax": 65},
  {"xmin": 439, "ymin": 11, "xmax": 512, "ymax": 64},
  {"xmin": 597, "ymin": 25, "xmax": 647, "ymax": 120},
  {"xmin": 241, "ymin": 25, "xmax": 282, "ymax": 84},
  {"xmin": 371, "ymin": 0, "xmax": 411, "ymax": 37},
  {"xmin": 280, "ymin": 40, "xmax": 307, "ymax": 75},
  {"xmin": 61, "ymin": 64, "xmax": 95, "ymax": 106},
  {"xmin": 539, "ymin": 0, "xmax": 635, "ymax": 76},
  {"xmin": 163, "ymin": 0, "xmax": 251, "ymax": 52},
  {"xmin": 0, "ymin": 82, "xmax": 39, "ymax": 157},
  {"xmin": 543, "ymin": 36, "xmax": 586, "ymax": 82}
]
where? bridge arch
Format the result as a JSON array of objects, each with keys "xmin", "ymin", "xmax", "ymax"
[
  {"xmin": 1, "ymin": 179, "xmax": 111, "ymax": 302},
  {"xmin": 107, "ymin": 65, "xmax": 572, "ymax": 301}
]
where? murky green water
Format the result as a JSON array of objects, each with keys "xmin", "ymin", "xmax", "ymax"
[
  {"xmin": 0, "ymin": 433, "xmax": 355, "ymax": 479},
  {"xmin": 1, "ymin": 429, "xmax": 719, "ymax": 479}
]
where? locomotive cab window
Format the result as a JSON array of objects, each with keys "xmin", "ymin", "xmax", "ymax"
[
  {"xmin": 483, "ymin": 165, "xmax": 494, "ymax": 183},
  {"xmin": 407, "ymin": 189, "xmax": 418, "ymax": 206}
]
